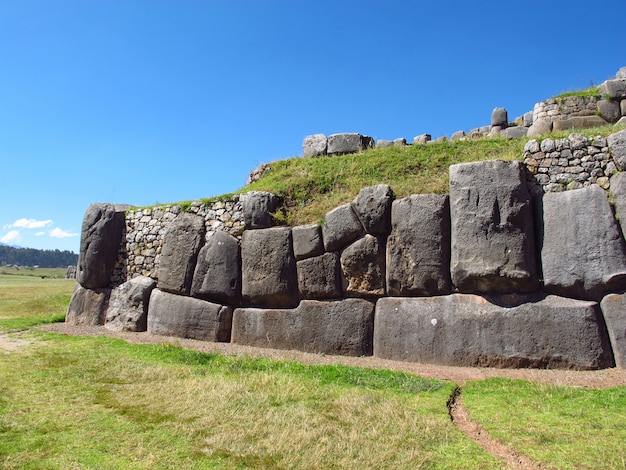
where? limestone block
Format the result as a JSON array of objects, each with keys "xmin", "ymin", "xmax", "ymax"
[
  {"xmin": 599, "ymin": 79, "xmax": 626, "ymax": 100},
  {"xmin": 608, "ymin": 129, "xmax": 626, "ymax": 171},
  {"xmin": 600, "ymin": 293, "xmax": 626, "ymax": 368},
  {"xmin": 449, "ymin": 160, "xmax": 539, "ymax": 294},
  {"xmin": 77, "ymin": 203, "xmax": 127, "ymax": 289},
  {"xmin": 413, "ymin": 134, "xmax": 431, "ymax": 144},
  {"xmin": 374, "ymin": 294, "xmax": 614, "ymax": 370},
  {"xmin": 292, "ymin": 224, "xmax": 324, "ymax": 260},
  {"xmin": 105, "ymin": 276, "xmax": 156, "ymax": 332},
  {"xmin": 500, "ymin": 126, "xmax": 528, "ymax": 139},
  {"xmin": 386, "ymin": 194, "xmax": 452, "ymax": 296},
  {"xmin": 232, "ymin": 299, "xmax": 375, "ymax": 356},
  {"xmin": 147, "ymin": 289, "xmax": 232, "ymax": 342},
  {"xmin": 491, "ymin": 107, "xmax": 508, "ymax": 128},
  {"xmin": 297, "ymin": 252, "xmax": 341, "ymax": 299},
  {"xmin": 191, "ymin": 231, "xmax": 241, "ymax": 305},
  {"xmin": 157, "ymin": 213, "xmax": 205, "ymax": 295},
  {"xmin": 540, "ymin": 185, "xmax": 626, "ymax": 301},
  {"xmin": 66, "ymin": 284, "xmax": 110, "ymax": 326},
  {"xmin": 241, "ymin": 191, "xmax": 280, "ymax": 229},
  {"xmin": 523, "ymin": 111, "xmax": 534, "ymax": 127},
  {"xmin": 322, "ymin": 203, "xmax": 364, "ymax": 252},
  {"xmin": 598, "ymin": 99, "xmax": 621, "ymax": 123},
  {"xmin": 351, "ymin": 184, "xmax": 393, "ymax": 235},
  {"xmin": 340, "ymin": 235, "xmax": 385, "ymax": 296},
  {"xmin": 327, "ymin": 133, "xmax": 374, "ymax": 155},
  {"xmin": 450, "ymin": 130, "xmax": 465, "ymax": 141},
  {"xmin": 527, "ymin": 119, "xmax": 553, "ymax": 137},
  {"xmin": 303, "ymin": 134, "xmax": 327, "ymax": 157},
  {"xmin": 376, "ymin": 139, "xmax": 393, "ymax": 148},
  {"xmin": 241, "ymin": 227, "xmax": 299, "ymax": 308},
  {"xmin": 552, "ymin": 115, "xmax": 608, "ymax": 131}
]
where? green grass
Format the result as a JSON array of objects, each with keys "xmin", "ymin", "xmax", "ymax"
[
  {"xmin": 552, "ymin": 86, "xmax": 602, "ymax": 100},
  {"xmin": 462, "ymin": 378, "xmax": 626, "ymax": 469}
]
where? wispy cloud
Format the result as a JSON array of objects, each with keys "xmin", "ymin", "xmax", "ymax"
[
  {"xmin": 50, "ymin": 227, "xmax": 79, "ymax": 239},
  {"xmin": 0, "ymin": 230, "xmax": 21, "ymax": 244},
  {"xmin": 11, "ymin": 218, "xmax": 53, "ymax": 229}
]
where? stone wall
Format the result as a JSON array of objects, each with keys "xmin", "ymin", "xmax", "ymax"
[{"xmin": 66, "ymin": 129, "xmax": 626, "ymax": 371}]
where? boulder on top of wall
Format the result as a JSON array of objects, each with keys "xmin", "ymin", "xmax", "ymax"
[
  {"xmin": 191, "ymin": 231, "xmax": 241, "ymax": 305},
  {"xmin": 242, "ymin": 191, "xmax": 281, "ymax": 229},
  {"xmin": 303, "ymin": 133, "xmax": 328, "ymax": 157},
  {"xmin": 500, "ymin": 126, "xmax": 528, "ymax": 139},
  {"xmin": 340, "ymin": 234, "xmax": 386, "ymax": 297},
  {"xmin": 413, "ymin": 134, "xmax": 431, "ymax": 144},
  {"xmin": 598, "ymin": 99, "xmax": 622, "ymax": 123},
  {"xmin": 608, "ymin": 129, "xmax": 626, "ymax": 171},
  {"xmin": 105, "ymin": 276, "xmax": 156, "ymax": 332},
  {"xmin": 491, "ymin": 107, "xmax": 508, "ymax": 128},
  {"xmin": 374, "ymin": 294, "xmax": 614, "ymax": 370},
  {"xmin": 297, "ymin": 252, "xmax": 342, "ymax": 299},
  {"xmin": 617, "ymin": 67, "xmax": 626, "ymax": 80},
  {"xmin": 393, "ymin": 138, "xmax": 407, "ymax": 146},
  {"xmin": 147, "ymin": 288, "xmax": 232, "ymax": 342},
  {"xmin": 449, "ymin": 160, "xmax": 539, "ymax": 294},
  {"xmin": 241, "ymin": 227, "xmax": 299, "ymax": 308},
  {"xmin": 66, "ymin": 284, "xmax": 110, "ymax": 326},
  {"xmin": 157, "ymin": 212, "xmax": 205, "ymax": 296},
  {"xmin": 376, "ymin": 139, "xmax": 393, "ymax": 148},
  {"xmin": 523, "ymin": 111, "xmax": 534, "ymax": 127},
  {"xmin": 322, "ymin": 203, "xmax": 365, "ymax": 252},
  {"xmin": 351, "ymin": 184, "xmax": 393, "ymax": 235},
  {"xmin": 600, "ymin": 293, "xmax": 626, "ymax": 368},
  {"xmin": 527, "ymin": 119, "xmax": 553, "ymax": 137},
  {"xmin": 450, "ymin": 130, "xmax": 465, "ymax": 141},
  {"xmin": 292, "ymin": 224, "xmax": 324, "ymax": 260},
  {"xmin": 327, "ymin": 133, "xmax": 374, "ymax": 155},
  {"xmin": 77, "ymin": 203, "xmax": 127, "ymax": 289},
  {"xmin": 386, "ymin": 194, "xmax": 452, "ymax": 296},
  {"xmin": 599, "ymin": 79, "xmax": 626, "ymax": 100},
  {"xmin": 552, "ymin": 115, "xmax": 608, "ymax": 131},
  {"xmin": 231, "ymin": 299, "xmax": 375, "ymax": 356},
  {"xmin": 540, "ymin": 184, "xmax": 626, "ymax": 301}
]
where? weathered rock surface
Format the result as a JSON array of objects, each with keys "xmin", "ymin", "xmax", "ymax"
[
  {"xmin": 599, "ymin": 79, "xmax": 626, "ymax": 100},
  {"xmin": 340, "ymin": 235, "xmax": 385, "ymax": 296},
  {"xmin": 552, "ymin": 115, "xmax": 608, "ymax": 131},
  {"xmin": 600, "ymin": 293, "xmax": 626, "ymax": 368},
  {"xmin": 157, "ymin": 213, "xmax": 205, "ymax": 295},
  {"xmin": 449, "ymin": 160, "xmax": 538, "ymax": 294},
  {"xmin": 327, "ymin": 133, "xmax": 374, "ymax": 155},
  {"xmin": 77, "ymin": 203, "xmax": 127, "ymax": 289},
  {"xmin": 147, "ymin": 289, "xmax": 232, "ymax": 342},
  {"xmin": 540, "ymin": 185, "xmax": 626, "ymax": 301},
  {"xmin": 66, "ymin": 285, "xmax": 111, "ymax": 326},
  {"xmin": 351, "ymin": 184, "xmax": 393, "ymax": 235},
  {"xmin": 292, "ymin": 224, "xmax": 324, "ymax": 260},
  {"xmin": 297, "ymin": 252, "xmax": 341, "ymax": 299},
  {"xmin": 303, "ymin": 134, "xmax": 327, "ymax": 157},
  {"xmin": 232, "ymin": 299, "xmax": 375, "ymax": 356},
  {"xmin": 386, "ymin": 194, "xmax": 451, "ymax": 296},
  {"xmin": 598, "ymin": 99, "xmax": 622, "ymax": 123},
  {"xmin": 105, "ymin": 276, "xmax": 156, "ymax": 332},
  {"xmin": 500, "ymin": 126, "xmax": 528, "ymax": 138},
  {"xmin": 610, "ymin": 172, "xmax": 626, "ymax": 237},
  {"xmin": 322, "ymin": 203, "xmax": 364, "ymax": 252},
  {"xmin": 241, "ymin": 227, "xmax": 299, "ymax": 308},
  {"xmin": 608, "ymin": 129, "xmax": 626, "ymax": 171},
  {"xmin": 374, "ymin": 294, "xmax": 614, "ymax": 370},
  {"xmin": 241, "ymin": 191, "xmax": 281, "ymax": 229},
  {"xmin": 191, "ymin": 231, "xmax": 241, "ymax": 305},
  {"xmin": 527, "ymin": 119, "xmax": 553, "ymax": 137},
  {"xmin": 491, "ymin": 107, "xmax": 508, "ymax": 128}
]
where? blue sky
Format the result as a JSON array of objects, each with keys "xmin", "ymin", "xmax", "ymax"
[{"xmin": 1, "ymin": 0, "xmax": 625, "ymax": 253}]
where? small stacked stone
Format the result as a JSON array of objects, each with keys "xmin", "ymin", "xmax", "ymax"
[
  {"xmin": 533, "ymin": 96, "xmax": 600, "ymax": 122},
  {"xmin": 523, "ymin": 133, "xmax": 614, "ymax": 193}
]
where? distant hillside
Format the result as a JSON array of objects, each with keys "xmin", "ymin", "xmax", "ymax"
[{"xmin": 0, "ymin": 245, "xmax": 78, "ymax": 268}]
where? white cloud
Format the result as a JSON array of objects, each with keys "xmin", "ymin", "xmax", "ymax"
[
  {"xmin": 35, "ymin": 231, "xmax": 46, "ymax": 236},
  {"xmin": 49, "ymin": 227, "xmax": 79, "ymax": 239},
  {"xmin": 12, "ymin": 218, "xmax": 53, "ymax": 229},
  {"xmin": 1, "ymin": 230, "xmax": 21, "ymax": 244}
]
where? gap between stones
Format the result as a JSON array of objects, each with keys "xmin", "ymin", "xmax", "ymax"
[{"xmin": 447, "ymin": 385, "xmax": 541, "ymax": 470}]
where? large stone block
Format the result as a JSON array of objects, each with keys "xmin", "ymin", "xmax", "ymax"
[
  {"xmin": 147, "ymin": 289, "xmax": 232, "ymax": 342},
  {"xmin": 600, "ymin": 293, "xmax": 626, "ymax": 368},
  {"xmin": 232, "ymin": 299, "xmax": 375, "ymax": 356},
  {"xmin": 303, "ymin": 134, "xmax": 328, "ymax": 157},
  {"xmin": 598, "ymin": 99, "xmax": 621, "ymax": 123},
  {"xmin": 374, "ymin": 294, "xmax": 614, "ymax": 370},
  {"xmin": 540, "ymin": 185, "xmax": 626, "ymax": 301},
  {"xmin": 351, "ymin": 184, "xmax": 393, "ymax": 235},
  {"xmin": 157, "ymin": 213, "xmax": 205, "ymax": 295},
  {"xmin": 340, "ymin": 235, "xmax": 385, "ymax": 296},
  {"xmin": 77, "ymin": 203, "xmax": 127, "ymax": 289},
  {"xmin": 552, "ymin": 115, "xmax": 609, "ymax": 131},
  {"xmin": 191, "ymin": 231, "xmax": 241, "ymax": 305},
  {"xmin": 491, "ymin": 107, "xmax": 508, "ymax": 128},
  {"xmin": 599, "ymin": 79, "xmax": 626, "ymax": 100},
  {"xmin": 105, "ymin": 276, "xmax": 156, "ymax": 332},
  {"xmin": 500, "ymin": 126, "xmax": 528, "ymax": 139},
  {"xmin": 327, "ymin": 133, "xmax": 374, "ymax": 155},
  {"xmin": 292, "ymin": 224, "xmax": 324, "ymax": 261},
  {"xmin": 297, "ymin": 252, "xmax": 341, "ymax": 299},
  {"xmin": 322, "ymin": 203, "xmax": 364, "ymax": 252},
  {"xmin": 66, "ymin": 284, "xmax": 110, "ymax": 326},
  {"xmin": 241, "ymin": 227, "xmax": 299, "ymax": 308},
  {"xmin": 449, "ymin": 160, "xmax": 539, "ymax": 294},
  {"xmin": 386, "ymin": 194, "xmax": 452, "ymax": 296},
  {"xmin": 241, "ymin": 191, "xmax": 281, "ymax": 229},
  {"xmin": 608, "ymin": 129, "xmax": 626, "ymax": 171}
]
